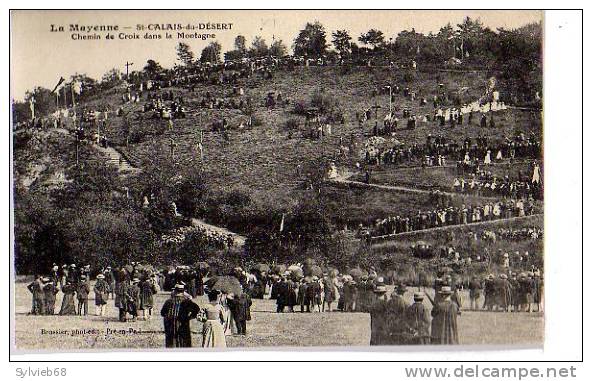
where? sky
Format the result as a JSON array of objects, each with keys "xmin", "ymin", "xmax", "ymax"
[{"xmin": 10, "ymin": 10, "xmax": 542, "ymax": 100}]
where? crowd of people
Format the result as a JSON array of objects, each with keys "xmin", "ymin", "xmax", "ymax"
[
  {"xmin": 27, "ymin": 258, "xmax": 544, "ymax": 348},
  {"xmin": 366, "ymin": 198, "xmax": 538, "ymax": 238}
]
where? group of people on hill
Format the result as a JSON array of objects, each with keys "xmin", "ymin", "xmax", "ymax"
[
  {"xmin": 364, "ymin": 134, "xmax": 541, "ymax": 170},
  {"xmin": 365, "ymin": 198, "xmax": 538, "ymax": 238},
  {"xmin": 452, "ymin": 173, "xmax": 543, "ymax": 200}
]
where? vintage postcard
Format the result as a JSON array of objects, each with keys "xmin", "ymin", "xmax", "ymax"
[{"xmin": 10, "ymin": 9, "xmax": 544, "ymax": 352}]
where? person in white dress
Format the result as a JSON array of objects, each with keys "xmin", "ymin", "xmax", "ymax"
[{"xmin": 484, "ymin": 150, "xmax": 492, "ymax": 165}]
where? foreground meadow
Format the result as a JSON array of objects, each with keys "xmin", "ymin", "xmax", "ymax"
[{"xmin": 13, "ymin": 281, "xmax": 543, "ymax": 351}]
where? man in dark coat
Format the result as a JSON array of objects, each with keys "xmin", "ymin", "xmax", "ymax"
[
  {"xmin": 387, "ymin": 285, "xmax": 411, "ymax": 344},
  {"xmin": 76, "ymin": 276, "xmax": 90, "ymax": 315},
  {"xmin": 275, "ymin": 277, "xmax": 288, "ymax": 313},
  {"xmin": 160, "ymin": 284, "xmax": 200, "ymax": 347},
  {"xmin": 42, "ymin": 277, "xmax": 59, "ymax": 315},
  {"xmin": 430, "ymin": 286, "xmax": 459, "ymax": 344},
  {"xmin": 227, "ymin": 293, "xmax": 252, "ymax": 335},
  {"xmin": 368, "ymin": 279, "xmax": 391, "ymax": 345},
  {"xmin": 127, "ymin": 278, "xmax": 141, "ymax": 321},
  {"xmin": 115, "ymin": 278, "xmax": 129, "ymax": 322},
  {"xmin": 93, "ymin": 274, "xmax": 110, "ymax": 316},
  {"xmin": 27, "ymin": 275, "xmax": 45, "ymax": 315},
  {"xmin": 405, "ymin": 292, "xmax": 431, "ymax": 345}
]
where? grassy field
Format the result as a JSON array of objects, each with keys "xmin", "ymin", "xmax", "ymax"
[{"xmin": 14, "ymin": 280, "xmax": 543, "ymax": 350}]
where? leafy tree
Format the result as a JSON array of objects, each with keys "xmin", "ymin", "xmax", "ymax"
[
  {"xmin": 143, "ymin": 59, "xmax": 163, "ymax": 77},
  {"xmin": 200, "ymin": 41, "xmax": 222, "ymax": 64},
  {"xmin": 176, "ymin": 42, "xmax": 195, "ymax": 65},
  {"xmin": 293, "ymin": 21, "xmax": 328, "ymax": 58},
  {"xmin": 101, "ymin": 67, "xmax": 122, "ymax": 88},
  {"xmin": 359, "ymin": 29, "xmax": 385, "ymax": 50},
  {"xmin": 331, "ymin": 29, "xmax": 353, "ymax": 57},
  {"xmin": 249, "ymin": 36, "xmax": 269, "ymax": 57},
  {"xmin": 269, "ymin": 39, "xmax": 288, "ymax": 57},
  {"xmin": 234, "ymin": 35, "xmax": 247, "ymax": 53}
]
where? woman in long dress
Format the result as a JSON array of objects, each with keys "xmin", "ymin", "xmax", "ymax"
[
  {"xmin": 202, "ymin": 290, "xmax": 227, "ymax": 348},
  {"xmin": 59, "ymin": 282, "xmax": 77, "ymax": 315}
]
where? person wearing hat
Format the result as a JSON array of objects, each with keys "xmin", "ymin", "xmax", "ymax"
[
  {"xmin": 468, "ymin": 276, "xmax": 483, "ymax": 310},
  {"xmin": 343, "ymin": 278, "xmax": 358, "ymax": 313},
  {"xmin": 498, "ymin": 273, "xmax": 512, "ymax": 312},
  {"xmin": 67, "ymin": 264, "xmax": 79, "ymax": 286},
  {"xmin": 388, "ymin": 284, "xmax": 410, "ymax": 315},
  {"xmin": 226, "ymin": 292, "xmax": 252, "ymax": 335},
  {"xmin": 139, "ymin": 276, "xmax": 158, "ymax": 320},
  {"xmin": 368, "ymin": 278, "xmax": 390, "ymax": 345},
  {"xmin": 532, "ymin": 271, "xmax": 543, "ymax": 312},
  {"xmin": 76, "ymin": 275, "xmax": 90, "ymax": 316},
  {"xmin": 42, "ymin": 277, "xmax": 59, "ymax": 315},
  {"xmin": 59, "ymin": 281, "xmax": 77, "ymax": 315},
  {"xmin": 388, "ymin": 284, "xmax": 411, "ymax": 345},
  {"xmin": 160, "ymin": 283, "xmax": 200, "ymax": 347},
  {"xmin": 27, "ymin": 275, "xmax": 45, "ymax": 315},
  {"xmin": 430, "ymin": 286, "xmax": 459, "ymax": 344},
  {"xmin": 482, "ymin": 274, "xmax": 495, "ymax": 311},
  {"xmin": 50, "ymin": 264, "xmax": 60, "ymax": 287},
  {"xmin": 127, "ymin": 278, "xmax": 141, "ymax": 321},
  {"xmin": 405, "ymin": 292, "xmax": 431, "ymax": 345},
  {"xmin": 114, "ymin": 270, "xmax": 130, "ymax": 322},
  {"xmin": 296, "ymin": 277, "xmax": 309, "ymax": 313},
  {"xmin": 93, "ymin": 274, "xmax": 110, "ymax": 316},
  {"xmin": 356, "ymin": 275, "xmax": 373, "ymax": 313}
]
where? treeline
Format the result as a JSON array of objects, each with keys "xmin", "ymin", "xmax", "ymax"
[{"xmin": 13, "ymin": 17, "xmax": 542, "ymax": 123}]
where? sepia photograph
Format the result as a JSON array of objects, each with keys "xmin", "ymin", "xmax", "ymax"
[{"xmin": 10, "ymin": 9, "xmax": 547, "ymax": 353}]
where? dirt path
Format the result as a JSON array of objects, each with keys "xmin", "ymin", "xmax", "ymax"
[
  {"xmin": 329, "ymin": 173, "xmax": 500, "ymax": 200},
  {"xmin": 370, "ymin": 213, "xmax": 543, "ymax": 243}
]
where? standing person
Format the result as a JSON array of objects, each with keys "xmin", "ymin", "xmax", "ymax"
[
  {"xmin": 42, "ymin": 277, "xmax": 59, "ymax": 315},
  {"xmin": 114, "ymin": 272, "xmax": 129, "ymax": 322},
  {"xmin": 405, "ymin": 292, "xmax": 431, "ymax": 345},
  {"xmin": 227, "ymin": 292, "xmax": 252, "ymax": 335},
  {"xmin": 127, "ymin": 278, "xmax": 141, "ymax": 321},
  {"xmin": 221, "ymin": 293, "xmax": 237, "ymax": 336},
  {"xmin": 93, "ymin": 274, "xmax": 110, "ymax": 316},
  {"xmin": 27, "ymin": 275, "xmax": 45, "ymax": 315},
  {"xmin": 323, "ymin": 276, "xmax": 337, "ymax": 312},
  {"xmin": 139, "ymin": 276, "xmax": 158, "ymax": 320},
  {"xmin": 76, "ymin": 275, "xmax": 90, "ymax": 316},
  {"xmin": 160, "ymin": 284, "xmax": 200, "ymax": 348},
  {"xmin": 368, "ymin": 278, "xmax": 391, "ymax": 345},
  {"xmin": 388, "ymin": 285, "xmax": 411, "ymax": 344},
  {"xmin": 468, "ymin": 276, "xmax": 482, "ymax": 310},
  {"xmin": 59, "ymin": 281, "xmax": 77, "ymax": 315},
  {"xmin": 275, "ymin": 276, "xmax": 287, "ymax": 313},
  {"xmin": 201, "ymin": 290, "xmax": 227, "ymax": 348},
  {"xmin": 297, "ymin": 278, "xmax": 308, "ymax": 313},
  {"xmin": 532, "ymin": 271, "xmax": 544, "ymax": 312},
  {"xmin": 430, "ymin": 286, "xmax": 459, "ymax": 345}
]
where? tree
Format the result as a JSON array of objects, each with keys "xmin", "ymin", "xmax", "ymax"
[
  {"xmin": 176, "ymin": 42, "xmax": 195, "ymax": 65},
  {"xmin": 331, "ymin": 29, "xmax": 353, "ymax": 57},
  {"xmin": 234, "ymin": 35, "xmax": 247, "ymax": 54},
  {"xmin": 249, "ymin": 36, "xmax": 269, "ymax": 57},
  {"xmin": 143, "ymin": 59, "xmax": 163, "ymax": 77},
  {"xmin": 200, "ymin": 41, "xmax": 222, "ymax": 64},
  {"xmin": 269, "ymin": 39, "xmax": 288, "ymax": 57},
  {"xmin": 293, "ymin": 21, "xmax": 328, "ymax": 58},
  {"xmin": 359, "ymin": 29, "xmax": 385, "ymax": 50},
  {"xmin": 101, "ymin": 67, "xmax": 122, "ymax": 88}
]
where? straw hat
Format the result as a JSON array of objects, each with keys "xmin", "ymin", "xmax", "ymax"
[{"xmin": 96, "ymin": 274, "xmax": 105, "ymax": 279}]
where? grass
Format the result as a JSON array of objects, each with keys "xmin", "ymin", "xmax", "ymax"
[{"xmin": 13, "ymin": 280, "xmax": 542, "ymax": 350}]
